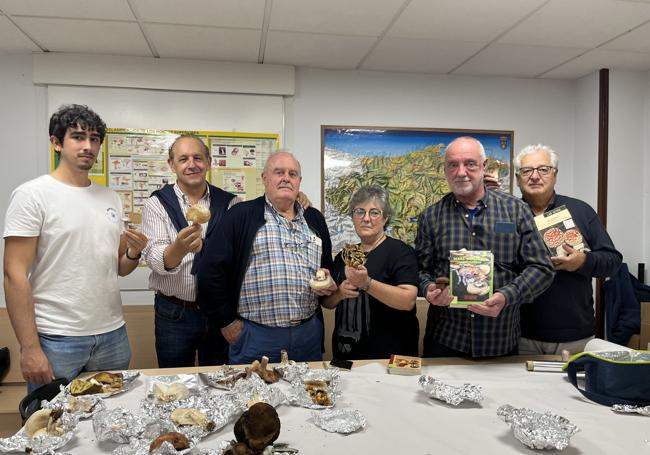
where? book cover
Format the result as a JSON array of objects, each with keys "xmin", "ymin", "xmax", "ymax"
[
  {"xmin": 387, "ymin": 354, "xmax": 422, "ymax": 375},
  {"xmin": 449, "ymin": 249, "xmax": 494, "ymax": 308},
  {"xmin": 534, "ymin": 205, "xmax": 590, "ymax": 257}
]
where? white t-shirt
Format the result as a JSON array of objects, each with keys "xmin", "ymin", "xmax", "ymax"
[{"xmin": 3, "ymin": 175, "xmax": 125, "ymax": 336}]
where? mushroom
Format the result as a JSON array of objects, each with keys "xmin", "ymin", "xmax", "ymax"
[{"xmin": 233, "ymin": 402, "xmax": 281, "ymax": 453}]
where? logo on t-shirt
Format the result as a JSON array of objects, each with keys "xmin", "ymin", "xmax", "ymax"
[{"xmin": 105, "ymin": 207, "xmax": 119, "ymax": 223}]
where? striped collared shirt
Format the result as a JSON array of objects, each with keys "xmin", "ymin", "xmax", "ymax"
[
  {"xmin": 238, "ymin": 197, "xmax": 322, "ymax": 327},
  {"xmin": 141, "ymin": 184, "xmax": 239, "ymax": 301},
  {"xmin": 415, "ymin": 188, "xmax": 554, "ymax": 357}
]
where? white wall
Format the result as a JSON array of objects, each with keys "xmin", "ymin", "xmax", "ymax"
[
  {"xmin": 608, "ymin": 70, "xmax": 648, "ymax": 270},
  {"xmin": 645, "ymin": 71, "xmax": 650, "ymax": 282},
  {"xmin": 573, "ymin": 72, "xmax": 599, "ymax": 209},
  {"xmin": 286, "ymin": 68, "xmax": 576, "ymax": 203}
]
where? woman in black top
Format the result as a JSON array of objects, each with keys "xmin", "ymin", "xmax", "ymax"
[{"xmin": 323, "ymin": 186, "xmax": 419, "ymax": 360}]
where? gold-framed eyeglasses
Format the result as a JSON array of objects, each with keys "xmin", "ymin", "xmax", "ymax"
[
  {"xmin": 519, "ymin": 165, "xmax": 556, "ymax": 177},
  {"xmin": 352, "ymin": 208, "xmax": 383, "ymax": 219}
]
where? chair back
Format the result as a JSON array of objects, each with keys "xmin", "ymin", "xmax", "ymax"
[{"xmin": 18, "ymin": 378, "xmax": 69, "ymax": 423}]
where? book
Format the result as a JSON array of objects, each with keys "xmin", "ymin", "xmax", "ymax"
[
  {"xmin": 534, "ymin": 205, "xmax": 590, "ymax": 257},
  {"xmin": 387, "ymin": 354, "xmax": 422, "ymax": 375},
  {"xmin": 449, "ymin": 249, "xmax": 494, "ymax": 308}
]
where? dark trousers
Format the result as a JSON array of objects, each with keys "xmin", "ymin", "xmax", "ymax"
[
  {"xmin": 154, "ymin": 294, "xmax": 228, "ymax": 368},
  {"xmin": 229, "ymin": 316, "xmax": 323, "ymax": 364},
  {"xmin": 424, "ymin": 338, "xmax": 519, "ymax": 358}
]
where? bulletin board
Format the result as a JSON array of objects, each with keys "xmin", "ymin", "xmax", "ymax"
[{"xmin": 51, "ymin": 128, "xmax": 279, "ymax": 228}]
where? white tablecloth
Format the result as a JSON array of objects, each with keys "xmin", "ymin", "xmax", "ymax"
[{"xmin": 57, "ymin": 362, "xmax": 650, "ymax": 454}]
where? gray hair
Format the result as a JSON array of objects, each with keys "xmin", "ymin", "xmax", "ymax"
[
  {"xmin": 514, "ymin": 144, "xmax": 559, "ymax": 172},
  {"xmin": 349, "ymin": 185, "xmax": 392, "ymax": 227},
  {"xmin": 445, "ymin": 136, "xmax": 486, "ymax": 161},
  {"xmin": 262, "ymin": 149, "xmax": 301, "ymax": 176}
]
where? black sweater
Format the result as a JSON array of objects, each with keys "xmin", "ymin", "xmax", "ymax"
[
  {"xmin": 196, "ymin": 196, "xmax": 333, "ymax": 328},
  {"xmin": 520, "ymin": 194, "xmax": 622, "ymax": 342}
]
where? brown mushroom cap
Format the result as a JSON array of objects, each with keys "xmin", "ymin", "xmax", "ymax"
[{"xmin": 233, "ymin": 402, "xmax": 281, "ymax": 451}]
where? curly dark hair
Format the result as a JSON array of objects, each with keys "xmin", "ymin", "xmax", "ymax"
[{"xmin": 49, "ymin": 104, "xmax": 106, "ymax": 148}]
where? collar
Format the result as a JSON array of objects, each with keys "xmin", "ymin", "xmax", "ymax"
[
  {"xmin": 264, "ymin": 195, "xmax": 303, "ymax": 221},
  {"xmin": 174, "ymin": 182, "xmax": 210, "ymax": 205}
]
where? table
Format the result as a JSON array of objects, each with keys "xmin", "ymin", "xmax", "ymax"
[{"xmin": 27, "ymin": 357, "xmax": 650, "ymax": 453}]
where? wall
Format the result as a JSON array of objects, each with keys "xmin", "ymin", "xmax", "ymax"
[
  {"xmin": 3, "ymin": 54, "xmax": 648, "ymax": 305},
  {"xmin": 607, "ymin": 70, "xmax": 648, "ymax": 270},
  {"xmin": 286, "ymin": 68, "xmax": 576, "ymax": 203}
]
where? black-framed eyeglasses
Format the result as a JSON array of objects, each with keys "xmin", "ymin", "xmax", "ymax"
[
  {"xmin": 518, "ymin": 165, "xmax": 556, "ymax": 177},
  {"xmin": 352, "ymin": 208, "xmax": 383, "ymax": 219}
]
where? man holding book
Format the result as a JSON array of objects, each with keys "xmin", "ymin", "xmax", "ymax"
[
  {"xmin": 516, "ymin": 144, "xmax": 622, "ymax": 355},
  {"xmin": 415, "ymin": 136, "xmax": 554, "ymax": 358}
]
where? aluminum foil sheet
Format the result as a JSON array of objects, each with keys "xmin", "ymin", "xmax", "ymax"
[
  {"xmin": 287, "ymin": 369, "xmax": 340, "ymax": 409},
  {"xmin": 230, "ymin": 373, "xmax": 287, "ymax": 409},
  {"xmin": 612, "ymin": 404, "xmax": 650, "ymax": 416},
  {"xmin": 275, "ymin": 361, "xmax": 310, "ymax": 383},
  {"xmin": 590, "ymin": 351, "xmax": 650, "ymax": 362},
  {"xmin": 497, "ymin": 404, "xmax": 579, "ymax": 450},
  {"xmin": 93, "ymin": 407, "xmax": 158, "ymax": 443},
  {"xmin": 200, "ymin": 366, "xmax": 246, "ymax": 390},
  {"xmin": 44, "ymin": 393, "xmax": 106, "ymax": 419},
  {"xmin": 145, "ymin": 374, "xmax": 200, "ymax": 405},
  {"xmin": 311, "ymin": 409, "xmax": 367, "ymax": 434},
  {"xmin": 215, "ymin": 441, "xmax": 298, "ymax": 454},
  {"xmin": 64, "ymin": 370, "xmax": 140, "ymax": 398},
  {"xmin": 418, "ymin": 375, "xmax": 483, "ymax": 406},
  {"xmin": 0, "ymin": 409, "xmax": 78, "ymax": 454}
]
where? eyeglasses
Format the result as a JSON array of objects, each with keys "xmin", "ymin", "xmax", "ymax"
[
  {"xmin": 518, "ymin": 165, "xmax": 556, "ymax": 177},
  {"xmin": 352, "ymin": 208, "xmax": 383, "ymax": 219},
  {"xmin": 445, "ymin": 160, "xmax": 481, "ymax": 172}
]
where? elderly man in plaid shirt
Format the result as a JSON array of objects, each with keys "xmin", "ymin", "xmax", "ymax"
[{"xmin": 416, "ymin": 136, "xmax": 554, "ymax": 358}]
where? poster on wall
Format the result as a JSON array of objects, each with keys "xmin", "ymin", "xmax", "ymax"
[
  {"xmin": 51, "ymin": 129, "xmax": 279, "ymax": 229},
  {"xmin": 322, "ymin": 126, "xmax": 514, "ymax": 254}
]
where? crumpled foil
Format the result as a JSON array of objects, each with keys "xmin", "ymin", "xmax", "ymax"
[
  {"xmin": 44, "ymin": 393, "xmax": 106, "ymax": 419},
  {"xmin": 92, "ymin": 407, "xmax": 158, "ymax": 443},
  {"xmin": 215, "ymin": 441, "xmax": 298, "ymax": 454},
  {"xmin": 229, "ymin": 373, "xmax": 287, "ymax": 409},
  {"xmin": 111, "ymin": 420, "xmax": 195, "ymax": 455},
  {"xmin": 200, "ymin": 366, "xmax": 246, "ymax": 390},
  {"xmin": 287, "ymin": 369, "xmax": 340, "ymax": 409},
  {"xmin": 418, "ymin": 375, "xmax": 483, "ymax": 406},
  {"xmin": 590, "ymin": 350, "xmax": 650, "ymax": 362},
  {"xmin": 145, "ymin": 374, "xmax": 200, "ymax": 405},
  {"xmin": 64, "ymin": 370, "xmax": 140, "ymax": 398},
  {"xmin": 311, "ymin": 409, "xmax": 366, "ymax": 434},
  {"xmin": 0, "ymin": 408, "xmax": 79, "ymax": 454},
  {"xmin": 275, "ymin": 361, "xmax": 310, "ymax": 383},
  {"xmin": 497, "ymin": 404, "xmax": 579, "ymax": 450},
  {"xmin": 612, "ymin": 404, "xmax": 650, "ymax": 416}
]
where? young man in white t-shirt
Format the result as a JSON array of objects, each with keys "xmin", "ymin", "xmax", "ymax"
[{"xmin": 3, "ymin": 104, "xmax": 148, "ymax": 391}]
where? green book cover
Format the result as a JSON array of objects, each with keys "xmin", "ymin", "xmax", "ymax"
[{"xmin": 449, "ymin": 249, "xmax": 494, "ymax": 308}]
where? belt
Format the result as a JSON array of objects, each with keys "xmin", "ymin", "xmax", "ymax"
[
  {"xmin": 157, "ymin": 292, "xmax": 198, "ymax": 309},
  {"xmin": 288, "ymin": 313, "xmax": 315, "ymax": 327}
]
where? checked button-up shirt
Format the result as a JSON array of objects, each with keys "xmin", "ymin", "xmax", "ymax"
[{"xmin": 416, "ymin": 188, "xmax": 555, "ymax": 357}]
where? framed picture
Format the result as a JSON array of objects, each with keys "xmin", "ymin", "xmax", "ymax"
[{"xmin": 321, "ymin": 125, "xmax": 514, "ymax": 254}]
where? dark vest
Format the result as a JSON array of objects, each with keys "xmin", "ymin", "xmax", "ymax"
[{"xmin": 151, "ymin": 183, "xmax": 235, "ymax": 274}]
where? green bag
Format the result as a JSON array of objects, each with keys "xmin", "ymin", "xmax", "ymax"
[{"xmin": 564, "ymin": 350, "xmax": 650, "ymax": 406}]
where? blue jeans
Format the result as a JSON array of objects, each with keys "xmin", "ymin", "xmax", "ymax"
[
  {"xmin": 229, "ymin": 315, "xmax": 323, "ymax": 364},
  {"xmin": 154, "ymin": 294, "xmax": 228, "ymax": 368},
  {"xmin": 33, "ymin": 325, "xmax": 131, "ymax": 393}
]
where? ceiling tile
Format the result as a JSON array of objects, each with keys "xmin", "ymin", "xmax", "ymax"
[
  {"xmin": 132, "ymin": 0, "xmax": 265, "ymax": 28},
  {"xmin": 454, "ymin": 44, "xmax": 585, "ymax": 78},
  {"xmin": 146, "ymin": 23, "xmax": 260, "ymax": 61},
  {"xmin": 601, "ymin": 21, "xmax": 650, "ymax": 53},
  {"xmin": 269, "ymin": 0, "xmax": 402, "ymax": 36},
  {"xmin": 499, "ymin": 0, "xmax": 650, "ymax": 48},
  {"xmin": 0, "ymin": 0, "xmax": 134, "ymax": 20},
  {"xmin": 13, "ymin": 17, "xmax": 151, "ymax": 55},
  {"xmin": 361, "ymin": 37, "xmax": 484, "ymax": 73},
  {"xmin": 540, "ymin": 49, "xmax": 650, "ymax": 79},
  {"xmin": 265, "ymin": 31, "xmax": 375, "ymax": 69},
  {"xmin": 0, "ymin": 14, "xmax": 39, "ymax": 51},
  {"xmin": 387, "ymin": 0, "xmax": 547, "ymax": 41}
]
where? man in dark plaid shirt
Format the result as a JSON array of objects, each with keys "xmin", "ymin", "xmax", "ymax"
[{"xmin": 416, "ymin": 136, "xmax": 554, "ymax": 357}]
